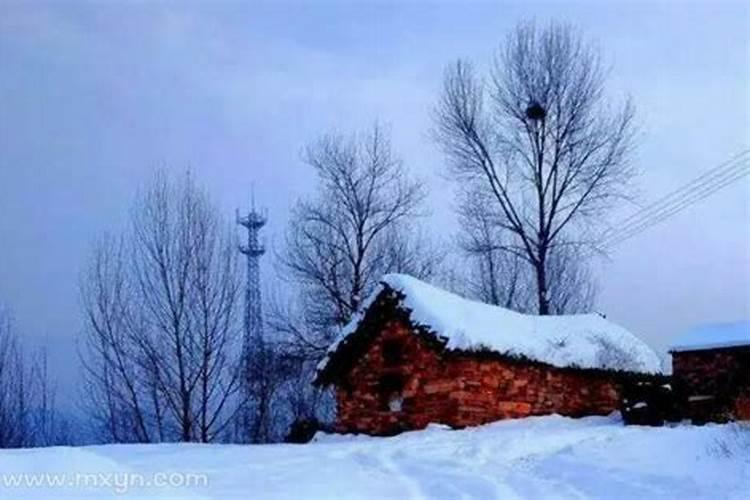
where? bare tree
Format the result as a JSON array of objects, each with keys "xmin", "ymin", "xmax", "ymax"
[
  {"xmin": 236, "ymin": 335, "xmax": 292, "ymax": 444},
  {"xmin": 269, "ymin": 125, "xmax": 441, "ymax": 437},
  {"xmin": 434, "ymin": 22, "xmax": 635, "ymax": 315},
  {"xmin": 457, "ymin": 187, "xmax": 532, "ymax": 311},
  {"xmin": 0, "ymin": 305, "xmax": 63, "ymax": 448},
  {"xmin": 279, "ymin": 124, "xmax": 439, "ymax": 358},
  {"xmin": 457, "ymin": 185, "xmax": 595, "ymax": 314},
  {"xmin": 0, "ymin": 307, "xmax": 29, "ymax": 448},
  {"xmin": 30, "ymin": 352, "xmax": 71, "ymax": 447},
  {"xmin": 545, "ymin": 245, "xmax": 597, "ymax": 315},
  {"xmin": 80, "ymin": 171, "xmax": 243, "ymax": 443},
  {"xmin": 80, "ymin": 235, "xmax": 157, "ymax": 443}
]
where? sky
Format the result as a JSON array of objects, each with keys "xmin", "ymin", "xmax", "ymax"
[{"xmin": 0, "ymin": 1, "xmax": 748, "ymax": 405}]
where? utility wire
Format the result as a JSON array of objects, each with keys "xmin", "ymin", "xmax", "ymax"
[
  {"xmin": 603, "ymin": 161, "xmax": 749, "ymax": 248},
  {"xmin": 600, "ymin": 150, "xmax": 750, "ymax": 249},
  {"xmin": 603, "ymin": 163, "xmax": 749, "ymax": 248},
  {"xmin": 602, "ymin": 157, "xmax": 749, "ymax": 245},
  {"xmin": 600, "ymin": 150, "xmax": 749, "ymax": 242}
]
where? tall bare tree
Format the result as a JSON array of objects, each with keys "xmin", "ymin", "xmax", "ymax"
[
  {"xmin": 279, "ymin": 124, "xmax": 440, "ymax": 359},
  {"xmin": 80, "ymin": 171, "xmax": 243, "ymax": 443},
  {"xmin": 80, "ymin": 235, "xmax": 155, "ymax": 443},
  {"xmin": 457, "ymin": 185, "xmax": 595, "ymax": 314},
  {"xmin": 434, "ymin": 22, "xmax": 635, "ymax": 315}
]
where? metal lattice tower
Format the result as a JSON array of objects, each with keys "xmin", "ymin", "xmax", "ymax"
[
  {"xmin": 236, "ymin": 198, "xmax": 267, "ymax": 359},
  {"xmin": 236, "ymin": 195, "xmax": 267, "ymax": 441}
]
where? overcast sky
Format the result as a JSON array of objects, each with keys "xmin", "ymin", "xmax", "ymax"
[{"xmin": 1, "ymin": 1, "xmax": 748, "ymax": 404}]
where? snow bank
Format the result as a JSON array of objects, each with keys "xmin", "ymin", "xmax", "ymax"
[
  {"xmin": 0, "ymin": 416, "xmax": 747, "ymax": 499},
  {"xmin": 320, "ymin": 274, "xmax": 661, "ymax": 374},
  {"xmin": 671, "ymin": 321, "xmax": 750, "ymax": 352}
]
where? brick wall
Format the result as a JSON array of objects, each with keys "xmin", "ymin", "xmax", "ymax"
[
  {"xmin": 334, "ymin": 320, "xmax": 623, "ymax": 435},
  {"xmin": 672, "ymin": 347, "xmax": 750, "ymax": 422}
]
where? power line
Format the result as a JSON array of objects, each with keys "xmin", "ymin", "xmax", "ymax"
[
  {"xmin": 601, "ymin": 150, "xmax": 750, "ymax": 249},
  {"xmin": 600, "ymin": 150, "xmax": 749, "ymax": 244},
  {"xmin": 603, "ymin": 161, "xmax": 749, "ymax": 248},
  {"xmin": 602, "ymin": 157, "xmax": 749, "ymax": 246}
]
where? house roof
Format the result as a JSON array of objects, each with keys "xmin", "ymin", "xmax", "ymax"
[
  {"xmin": 316, "ymin": 274, "xmax": 662, "ymax": 383},
  {"xmin": 670, "ymin": 322, "xmax": 750, "ymax": 353}
]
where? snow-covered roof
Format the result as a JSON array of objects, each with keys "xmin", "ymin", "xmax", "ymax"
[
  {"xmin": 670, "ymin": 322, "xmax": 750, "ymax": 353},
  {"xmin": 317, "ymin": 274, "xmax": 662, "ymax": 378}
]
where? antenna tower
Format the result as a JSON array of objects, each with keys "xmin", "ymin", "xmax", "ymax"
[{"xmin": 236, "ymin": 193, "xmax": 267, "ymax": 439}]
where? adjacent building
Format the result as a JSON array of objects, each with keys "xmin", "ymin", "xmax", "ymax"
[{"xmin": 670, "ymin": 322, "xmax": 750, "ymax": 423}]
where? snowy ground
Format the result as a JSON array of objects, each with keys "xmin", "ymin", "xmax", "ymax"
[{"xmin": 0, "ymin": 415, "xmax": 748, "ymax": 499}]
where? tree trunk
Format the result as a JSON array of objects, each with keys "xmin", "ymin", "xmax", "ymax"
[{"xmin": 535, "ymin": 255, "xmax": 550, "ymax": 316}]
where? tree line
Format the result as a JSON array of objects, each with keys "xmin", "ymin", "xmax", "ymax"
[
  {"xmin": 0, "ymin": 306, "xmax": 69, "ymax": 447},
  {"xmin": 0, "ymin": 22, "xmax": 636, "ymax": 446}
]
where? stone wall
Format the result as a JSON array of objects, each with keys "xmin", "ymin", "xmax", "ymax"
[
  {"xmin": 335, "ymin": 320, "xmax": 623, "ymax": 435},
  {"xmin": 672, "ymin": 347, "xmax": 750, "ymax": 422}
]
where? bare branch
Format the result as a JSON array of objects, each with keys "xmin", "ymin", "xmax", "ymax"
[{"xmin": 434, "ymin": 22, "xmax": 635, "ymax": 314}]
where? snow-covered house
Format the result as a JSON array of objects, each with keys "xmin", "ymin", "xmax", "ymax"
[
  {"xmin": 314, "ymin": 274, "xmax": 661, "ymax": 435},
  {"xmin": 670, "ymin": 322, "xmax": 750, "ymax": 422}
]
